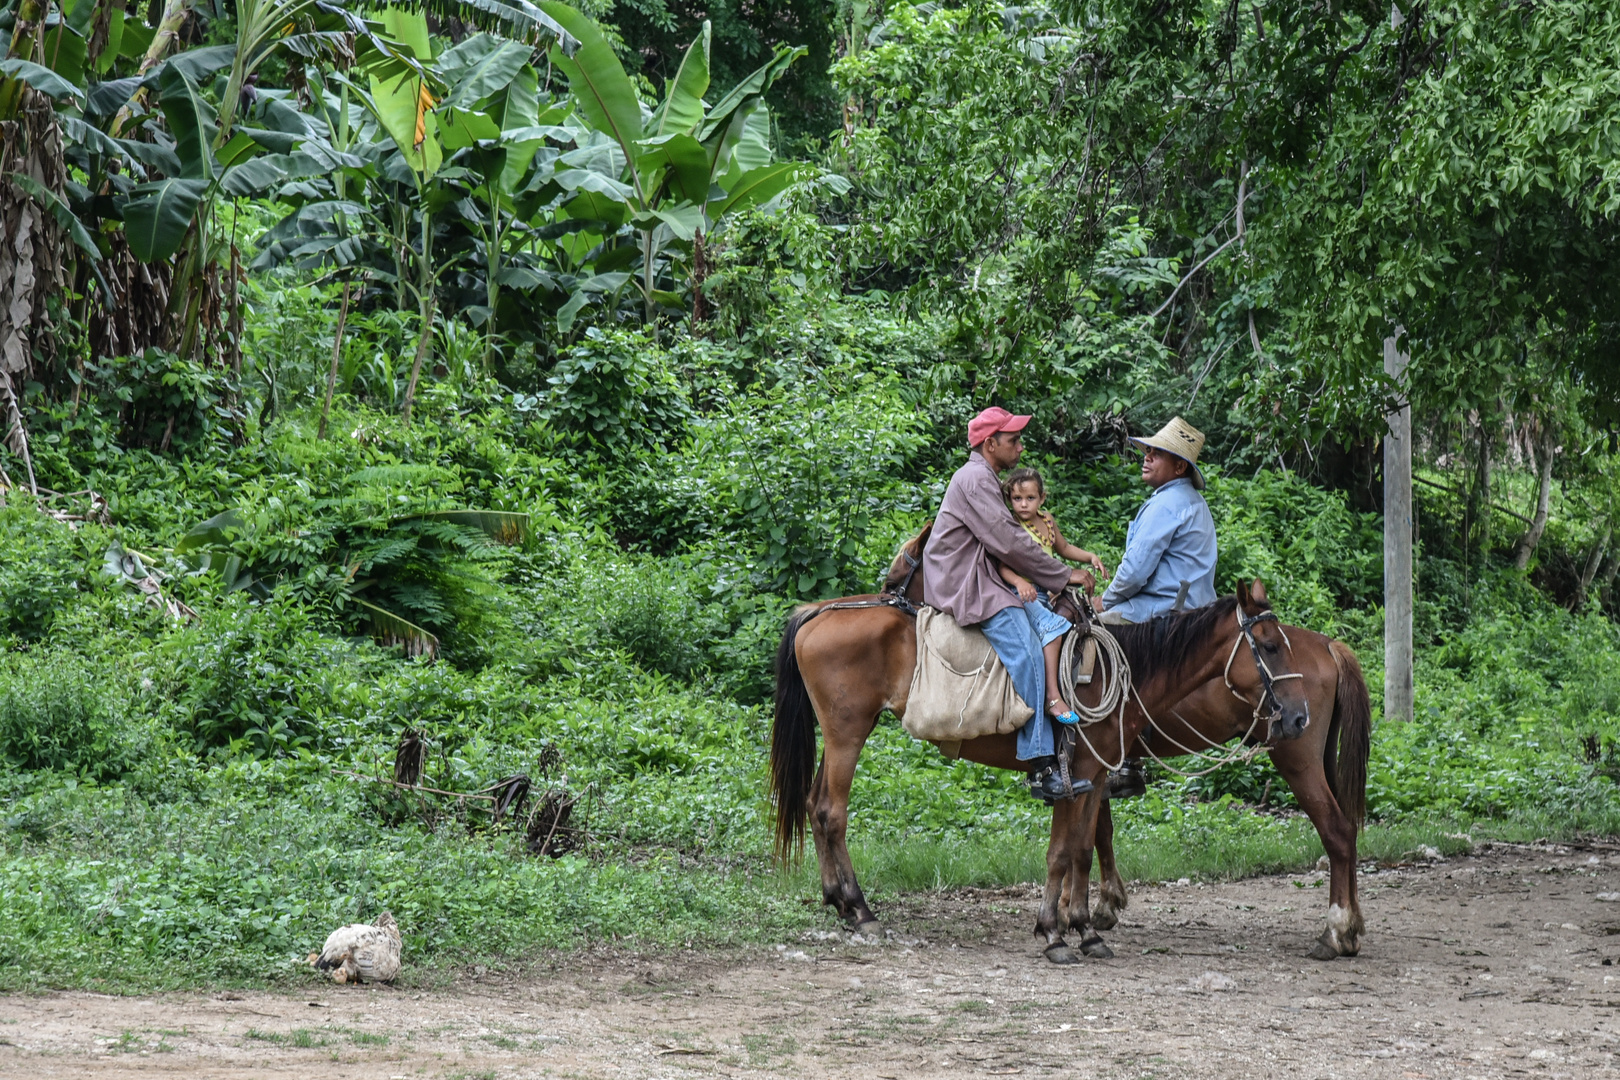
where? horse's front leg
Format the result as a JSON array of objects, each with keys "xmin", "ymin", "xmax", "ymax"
[
  {"xmin": 1089, "ymin": 796, "xmax": 1129, "ymax": 931},
  {"xmin": 1063, "ymin": 783, "xmax": 1114, "ymax": 958},
  {"xmin": 1272, "ymin": 743, "xmax": 1362, "ymax": 959},
  {"xmin": 809, "ymin": 718, "xmax": 880, "ymax": 929},
  {"xmin": 1037, "ymin": 795, "xmax": 1084, "ymax": 963}
]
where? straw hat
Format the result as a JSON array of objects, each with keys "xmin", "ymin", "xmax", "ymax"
[{"xmin": 1128, "ymin": 416, "xmax": 1207, "ymax": 490}]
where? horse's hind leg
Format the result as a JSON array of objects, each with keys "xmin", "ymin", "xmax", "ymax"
[
  {"xmin": 810, "ymin": 713, "xmax": 881, "ymax": 929},
  {"xmin": 1089, "ymin": 797, "xmax": 1129, "ymax": 932}
]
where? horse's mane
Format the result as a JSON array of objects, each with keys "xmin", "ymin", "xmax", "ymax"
[{"xmin": 1110, "ymin": 595, "xmax": 1245, "ymax": 684}]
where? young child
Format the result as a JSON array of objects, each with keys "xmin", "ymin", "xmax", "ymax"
[{"xmin": 998, "ymin": 467, "xmax": 1109, "ymax": 604}]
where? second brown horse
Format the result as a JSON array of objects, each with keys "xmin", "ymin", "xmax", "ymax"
[{"xmin": 771, "ymin": 525, "xmax": 1370, "ymax": 962}]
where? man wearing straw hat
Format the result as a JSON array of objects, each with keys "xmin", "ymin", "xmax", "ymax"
[
  {"xmin": 1094, "ymin": 416, "xmax": 1218, "ymax": 798},
  {"xmin": 1094, "ymin": 416, "xmax": 1218, "ymax": 626}
]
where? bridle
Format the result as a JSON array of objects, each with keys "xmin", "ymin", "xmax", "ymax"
[
  {"xmin": 1224, "ymin": 609, "xmax": 1305, "ymax": 730},
  {"xmin": 886, "ymin": 548, "xmax": 922, "ymax": 606}
]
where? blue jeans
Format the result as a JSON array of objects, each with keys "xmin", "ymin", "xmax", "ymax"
[{"xmin": 980, "ymin": 600, "xmax": 1072, "ymax": 762}]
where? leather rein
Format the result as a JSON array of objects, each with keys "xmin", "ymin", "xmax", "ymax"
[{"xmin": 798, "ymin": 550, "xmax": 922, "ymax": 625}]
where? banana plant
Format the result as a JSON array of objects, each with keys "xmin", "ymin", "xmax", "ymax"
[{"xmin": 537, "ymin": 3, "xmax": 807, "ymax": 326}]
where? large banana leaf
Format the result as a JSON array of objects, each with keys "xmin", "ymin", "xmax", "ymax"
[
  {"xmin": 156, "ymin": 45, "xmax": 238, "ymax": 85},
  {"xmin": 696, "ymin": 45, "xmax": 804, "ymax": 142},
  {"xmin": 352, "ymin": 596, "xmax": 440, "ymax": 659},
  {"xmin": 123, "ymin": 178, "xmax": 209, "ymax": 262},
  {"xmin": 539, "ymin": 2, "xmax": 644, "ymax": 175},
  {"xmin": 439, "ymin": 35, "xmax": 532, "ymax": 111},
  {"xmin": 0, "ymin": 59, "xmax": 84, "ymax": 101},
  {"xmin": 419, "ymin": 0, "xmax": 577, "ymax": 51},
  {"xmin": 639, "ymin": 134, "xmax": 709, "ymax": 203},
  {"xmin": 439, "ymin": 108, "xmax": 502, "ymax": 149},
  {"xmin": 655, "ymin": 21, "xmax": 710, "ymax": 138},
  {"xmin": 711, "ymin": 162, "xmax": 803, "ymax": 220},
  {"xmin": 726, "ymin": 104, "xmax": 773, "ymax": 178},
  {"xmin": 397, "ymin": 509, "xmax": 531, "ymax": 544},
  {"xmin": 637, "ymin": 202, "xmax": 703, "ymax": 242},
  {"xmin": 176, "ymin": 509, "xmax": 247, "ymax": 552},
  {"xmin": 221, "ymin": 155, "xmax": 293, "ymax": 197},
  {"xmin": 379, "ymin": 6, "xmax": 433, "ymax": 60},
  {"xmin": 159, "ymin": 66, "xmax": 217, "ymax": 181},
  {"xmin": 368, "ymin": 67, "xmax": 443, "ymax": 178}
]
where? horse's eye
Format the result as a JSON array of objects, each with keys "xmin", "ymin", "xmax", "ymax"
[{"xmin": 1263, "ymin": 642, "xmax": 1279, "ymax": 654}]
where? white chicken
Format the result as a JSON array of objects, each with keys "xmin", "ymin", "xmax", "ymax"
[{"xmin": 307, "ymin": 912, "xmax": 402, "ymax": 984}]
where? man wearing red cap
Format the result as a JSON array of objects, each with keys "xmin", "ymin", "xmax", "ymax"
[{"xmin": 922, "ymin": 407, "xmax": 1096, "ymax": 800}]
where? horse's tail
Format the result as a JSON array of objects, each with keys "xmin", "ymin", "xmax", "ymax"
[
  {"xmin": 1326, "ymin": 640, "xmax": 1371, "ymax": 831},
  {"xmin": 771, "ymin": 606, "xmax": 820, "ymax": 863}
]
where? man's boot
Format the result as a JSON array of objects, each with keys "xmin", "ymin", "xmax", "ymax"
[
  {"xmin": 1106, "ymin": 729, "xmax": 1151, "ymax": 799},
  {"xmin": 1028, "ymin": 723, "xmax": 1093, "ymax": 802},
  {"xmin": 1106, "ymin": 759, "xmax": 1147, "ymax": 799}
]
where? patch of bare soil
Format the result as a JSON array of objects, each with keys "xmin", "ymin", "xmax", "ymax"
[{"xmin": 7, "ymin": 844, "xmax": 1620, "ymax": 1079}]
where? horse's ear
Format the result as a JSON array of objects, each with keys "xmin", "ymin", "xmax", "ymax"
[{"xmin": 1249, "ymin": 578, "xmax": 1268, "ymax": 606}]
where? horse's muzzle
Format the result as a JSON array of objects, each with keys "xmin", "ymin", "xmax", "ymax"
[{"xmin": 1267, "ymin": 705, "xmax": 1310, "ymax": 743}]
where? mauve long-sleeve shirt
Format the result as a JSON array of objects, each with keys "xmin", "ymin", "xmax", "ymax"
[{"xmin": 922, "ymin": 453, "xmax": 1073, "ymax": 626}]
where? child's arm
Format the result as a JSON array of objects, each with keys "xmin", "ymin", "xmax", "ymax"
[
  {"xmin": 1051, "ymin": 523, "xmax": 1108, "ymax": 579},
  {"xmin": 998, "ymin": 562, "xmax": 1039, "ymax": 603}
]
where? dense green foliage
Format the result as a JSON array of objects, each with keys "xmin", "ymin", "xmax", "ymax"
[{"xmin": 2, "ymin": 0, "xmax": 1619, "ymax": 989}]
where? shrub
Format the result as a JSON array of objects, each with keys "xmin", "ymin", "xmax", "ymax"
[
  {"xmin": 0, "ymin": 649, "xmax": 139, "ymax": 779},
  {"xmin": 0, "ymin": 510, "xmax": 99, "ymax": 639}
]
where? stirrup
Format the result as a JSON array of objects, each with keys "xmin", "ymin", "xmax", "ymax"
[
  {"xmin": 1027, "ymin": 766, "xmax": 1094, "ymax": 803},
  {"xmin": 1107, "ymin": 760, "xmax": 1148, "ymax": 800}
]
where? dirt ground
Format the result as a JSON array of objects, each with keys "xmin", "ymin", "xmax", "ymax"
[{"xmin": 7, "ymin": 842, "xmax": 1620, "ymax": 1079}]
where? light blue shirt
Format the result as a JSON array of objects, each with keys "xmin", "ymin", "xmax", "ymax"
[{"xmin": 1100, "ymin": 477, "xmax": 1217, "ymax": 623}]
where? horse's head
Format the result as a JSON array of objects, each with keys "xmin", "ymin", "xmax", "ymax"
[
  {"xmin": 1233, "ymin": 579, "xmax": 1311, "ymax": 742},
  {"xmin": 883, "ymin": 521, "xmax": 933, "ymax": 602}
]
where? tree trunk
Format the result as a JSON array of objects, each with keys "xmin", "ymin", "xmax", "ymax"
[
  {"xmin": 318, "ymin": 283, "xmax": 350, "ymax": 439},
  {"xmin": 691, "ymin": 228, "xmax": 708, "ymax": 326},
  {"xmin": 1573, "ymin": 522, "xmax": 1612, "ymax": 610},
  {"xmin": 400, "ymin": 297, "xmax": 434, "ymax": 427},
  {"xmin": 1599, "ymin": 550, "xmax": 1620, "ymax": 609},
  {"xmin": 642, "ymin": 227, "xmax": 656, "ymax": 329},
  {"xmin": 1383, "ymin": 332, "xmax": 1413, "ymax": 724},
  {"xmin": 111, "ymin": 0, "xmax": 194, "ymax": 137},
  {"xmin": 0, "ymin": 0, "xmax": 47, "ymax": 116},
  {"xmin": 1472, "ymin": 420, "xmax": 1492, "ymax": 557},
  {"xmin": 400, "ymin": 208, "xmax": 434, "ymax": 427},
  {"xmin": 483, "ymin": 200, "xmax": 501, "ymax": 372},
  {"xmin": 1514, "ymin": 426, "xmax": 1557, "ymax": 570}
]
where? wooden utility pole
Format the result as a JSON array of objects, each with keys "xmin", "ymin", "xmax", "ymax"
[{"xmin": 1383, "ymin": 330, "xmax": 1413, "ymax": 724}]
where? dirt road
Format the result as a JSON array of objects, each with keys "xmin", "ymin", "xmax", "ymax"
[{"xmin": 5, "ymin": 842, "xmax": 1620, "ymax": 1078}]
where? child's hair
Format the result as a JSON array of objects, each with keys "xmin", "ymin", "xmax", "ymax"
[{"xmin": 1001, "ymin": 467, "xmax": 1046, "ymax": 502}]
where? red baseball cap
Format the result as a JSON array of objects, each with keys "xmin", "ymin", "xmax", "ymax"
[{"xmin": 968, "ymin": 406, "xmax": 1031, "ymax": 447}]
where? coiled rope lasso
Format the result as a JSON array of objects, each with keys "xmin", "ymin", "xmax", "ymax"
[{"xmin": 1055, "ymin": 609, "xmax": 1303, "ymax": 779}]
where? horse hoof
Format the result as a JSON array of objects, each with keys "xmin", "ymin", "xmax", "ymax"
[
  {"xmin": 1307, "ymin": 939, "xmax": 1339, "ymax": 961},
  {"xmin": 1091, "ymin": 908, "xmax": 1119, "ymax": 932},
  {"xmin": 1043, "ymin": 944, "xmax": 1081, "ymax": 965},
  {"xmin": 851, "ymin": 919, "xmax": 882, "ymax": 938},
  {"xmin": 1080, "ymin": 937, "xmax": 1114, "ymax": 959}
]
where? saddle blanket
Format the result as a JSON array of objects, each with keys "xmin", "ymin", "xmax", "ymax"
[{"xmin": 901, "ymin": 605, "xmax": 1034, "ymax": 752}]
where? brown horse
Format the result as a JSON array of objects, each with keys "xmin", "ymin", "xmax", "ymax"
[
  {"xmin": 1087, "ymin": 625, "xmax": 1371, "ymax": 960},
  {"xmin": 771, "ymin": 525, "xmax": 1352, "ymax": 962}
]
